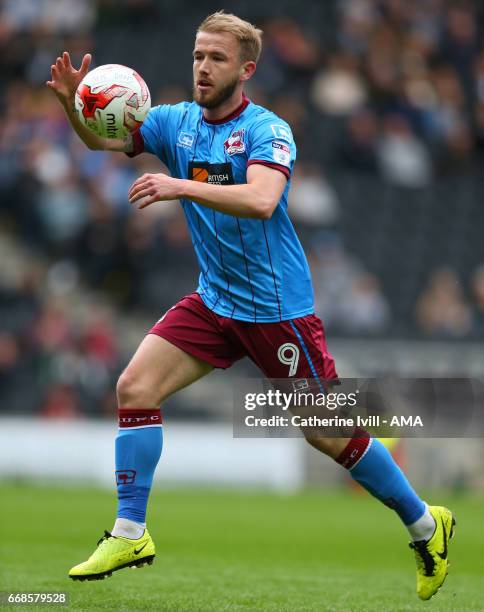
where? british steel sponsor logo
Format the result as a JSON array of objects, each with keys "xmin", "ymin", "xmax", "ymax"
[
  {"xmin": 188, "ymin": 161, "xmax": 234, "ymax": 185},
  {"xmin": 224, "ymin": 129, "xmax": 245, "ymax": 155}
]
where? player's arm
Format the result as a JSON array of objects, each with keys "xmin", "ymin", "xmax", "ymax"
[
  {"xmin": 128, "ymin": 163, "xmax": 287, "ymax": 220},
  {"xmin": 46, "ymin": 51, "xmax": 134, "ymax": 154}
]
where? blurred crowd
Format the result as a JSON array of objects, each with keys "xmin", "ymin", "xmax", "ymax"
[
  {"xmin": 0, "ymin": 236, "xmax": 121, "ymax": 417},
  {"xmin": 1, "ymin": 0, "xmax": 484, "ymax": 415}
]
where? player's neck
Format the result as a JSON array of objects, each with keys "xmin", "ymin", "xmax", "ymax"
[{"xmin": 202, "ymin": 91, "xmax": 249, "ymax": 124}]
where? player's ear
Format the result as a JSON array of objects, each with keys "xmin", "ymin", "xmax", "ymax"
[{"xmin": 240, "ymin": 61, "xmax": 256, "ymax": 82}]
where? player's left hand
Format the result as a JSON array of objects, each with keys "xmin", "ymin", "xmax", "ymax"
[{"xmin": 128, "ymin": 173, "xmax": 181, "ymax": 208}]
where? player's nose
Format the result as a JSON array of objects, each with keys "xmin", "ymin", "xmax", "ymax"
[{"xmin": 198, "ymin": 57, "xmax": 211, "ymax": 74}]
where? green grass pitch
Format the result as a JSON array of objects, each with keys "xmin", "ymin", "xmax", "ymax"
[{"xmin": 0, "ymin": 483, "xmax": 483, "ymax": 611}]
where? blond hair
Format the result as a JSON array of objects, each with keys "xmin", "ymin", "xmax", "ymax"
[{"xmin": 197, "ymin": 11, "xmax": 263, "ymax": 63}]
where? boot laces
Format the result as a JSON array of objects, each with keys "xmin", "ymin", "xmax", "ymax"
[{"xmin": 97, "ymin": 530, "xmax": 116, "ymax": 547}]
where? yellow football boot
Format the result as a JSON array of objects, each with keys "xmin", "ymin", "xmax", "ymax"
[
  {"xmin": 409, "ymin": 506, "xmax": 456, "ymax": 600},
  {"xmin": 69, "ymin": 529, "xmax": 155, "ymax": 581}
]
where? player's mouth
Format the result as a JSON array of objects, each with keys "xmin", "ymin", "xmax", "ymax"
[{"xmin": 197, "ymin": 79, "xmax": 213, "ymax": 92}]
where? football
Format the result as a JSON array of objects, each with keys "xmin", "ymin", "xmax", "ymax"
[{"xmin": 75, "ymin": 64, "xmax": 151, "ymax": 139}]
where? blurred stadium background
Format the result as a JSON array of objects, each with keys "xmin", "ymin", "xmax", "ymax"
[{"xmin": 1, "ymin": 0, "xmax": 484, "ymax": 496}]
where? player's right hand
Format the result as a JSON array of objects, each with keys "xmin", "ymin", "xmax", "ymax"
[{"xmin": 46, "ymin": 51, "xmax": 91, "ymax": 102}]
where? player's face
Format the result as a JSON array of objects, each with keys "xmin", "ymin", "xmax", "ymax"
[{"xmin": 193, "ymin": 31, "xmax": 247, "ymax": 109}]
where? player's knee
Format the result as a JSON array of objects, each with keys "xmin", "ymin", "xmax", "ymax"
[
  {"xmin": 116, "ymin": 369, "xmax": 159, "ymax": 408},
  {"xmin": 116, "ymin": 370, "xmax": 138, "ymax": 406}
]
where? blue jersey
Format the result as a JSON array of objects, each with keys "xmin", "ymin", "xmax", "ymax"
[{"xmin": 133, "ymin": 96, "xmax": 314, "ymax": 323}]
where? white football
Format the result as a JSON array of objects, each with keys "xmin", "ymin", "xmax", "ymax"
[{"xmin": 75, "ymin": 64, "xmax": 151, "ymax": 139}]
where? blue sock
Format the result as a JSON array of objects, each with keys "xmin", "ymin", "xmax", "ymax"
[
  {"xmin": 115, "ymin": 409, "xmax": 163, "ymax": 524},
  {"xmin": 337, "ymin": 435, "xmax": 425, "ymax": 525}
]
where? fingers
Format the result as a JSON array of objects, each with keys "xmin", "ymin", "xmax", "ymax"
[
  {"xmin": 128, "ymin": 181, "xmax": 152, "ymax": 201},
  {"xmin": 80, "ymin": 53, "xmax": 92, "ymax": 76},
  {"xmin": 128, "ymin": 174, "xmax": 151, "ymax": 198},
  {"xmin": 47, "ymin": 63, "xmax": 58, "ymax": 89},
  {"xmin": 53, "ymin": 51, "xmax": 92, "ymax": 75},
  {"xmin": 128, "ymin": 173, "xmax": 172, "ymax": 208},
  {"xmin": 129, "ymin": 187, "xmax": 156, "ymax": 204},
  {"xmin": 128, "ymin": 182, "xmax": 143, "ymax": 199},
  {"xmin": 124, "ymin": 111, "xmax": 139, "ymax": 130}
]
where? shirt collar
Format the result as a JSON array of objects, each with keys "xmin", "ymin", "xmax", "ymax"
[{"xmin": 202, "ymin": 94, "xmax": 250, "ymax": 125}]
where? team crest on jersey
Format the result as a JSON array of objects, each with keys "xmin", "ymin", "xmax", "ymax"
[{"xmin": 224, "ymin": 129, "xmax": 245, "ymax": 155}]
